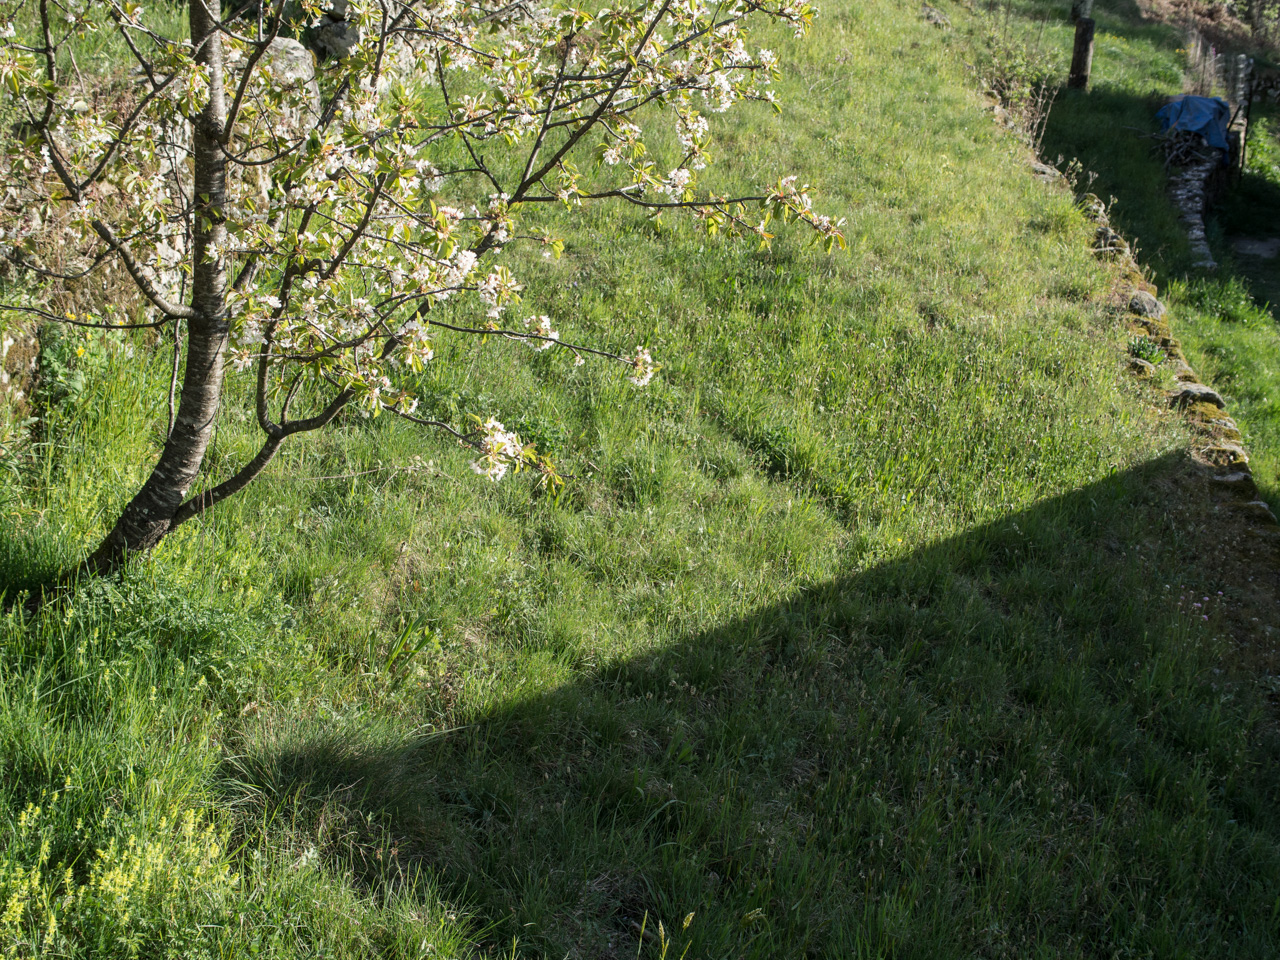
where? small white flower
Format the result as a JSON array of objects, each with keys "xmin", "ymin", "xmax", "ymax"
[
  {"xmin": 627, "ymin": 346, "xmax": 657, "ymax": 387},
  {"xmin": 523, "ymin": 315, "xmax": 559, "ymax": 350},
  {"xmin": 660, "ymin": 168, "xmax": 692, "ymax": 197}
]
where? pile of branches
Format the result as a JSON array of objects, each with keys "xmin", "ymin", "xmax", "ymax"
[{"xmin": 1158, "ymin": 129, "xmax": 1222, "ymax": 170}]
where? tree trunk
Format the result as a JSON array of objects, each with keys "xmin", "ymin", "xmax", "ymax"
[
  {"xmin": 1067, "ymin": 17, "xmax": 1095, "ymax": 90},
  {"xmin": 1069, "ymin": 0, "xmax": 1093, "ymax": 23},
  {"xmin": 84, "ymin": 5, "xmax": 229, "ymax": 575}
]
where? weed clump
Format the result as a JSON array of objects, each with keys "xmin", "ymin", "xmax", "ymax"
[
  {"xmin": 1128, "ymin": 334, "xmax": 1166, "ymax": 365},
  {"xmin": 973, "ymin": 24, "xmax": 1061, "ymax": 150},
  {"xmin": 0, "ymin": 796, "xmax": 235, "ymax": 957}
]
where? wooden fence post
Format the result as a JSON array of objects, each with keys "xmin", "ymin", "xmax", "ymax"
[
  {"xmin": 1070, "ymin": 0, "xmax": 1093, "ymax": 23},
  {"xmin": 1239, "ymin": 58, "xmax": 1256, "ymax": 175},
  {"xmin": 1068, "ymin": 17, "xmax": 1095, "ymax": 89}
]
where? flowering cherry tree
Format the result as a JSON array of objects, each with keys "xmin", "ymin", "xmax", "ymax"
[{"xmin": 0, "ymin": 0, "xmax": 843, "ymax": 574}]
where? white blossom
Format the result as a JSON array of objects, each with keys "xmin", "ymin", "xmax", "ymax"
[
  {"xmin": 470, "ymin": 417, "xmax": 524, "ymax": 481},
  {"xmin": 523, "ymin": 315, "xmax": 558, "ymax": 349},
  {"xmin": 627, "ymin": 347, "xmax": 657, "ymax": 387}
]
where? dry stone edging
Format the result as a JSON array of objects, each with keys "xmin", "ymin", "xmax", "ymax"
[
  {"xmin": 1116, "ymin": 287, "xmax": 1278, "ymax": 529},
  {"xmin": 1170, "ymin": 381, "xmax": 1226, "ymax": 408},
  {"xmin": 1129, "ymin": 290, "xmax": 1166, "ymax": 318},
  {"xmin": 1129, "ymin": 357, "xmax": 1157, "ymax": 377},
  {"xmin": 1167, "ymin": 149, "xmax": 1221, "ymax": 270},
  {"xmin": 1065, "ymin": 189, "xmax": 1279, "ymax": 534},
  {"xmin": 1212, "ymin": 471, "xmax": 1257, "ymax": 496},
  {"xmin": 1235, "ymin": 500, "xmax": 1279, "ymax": 524},
  {"xmin": 988, "ymin": 109, "xmax": 1273, "ymax": 531}
]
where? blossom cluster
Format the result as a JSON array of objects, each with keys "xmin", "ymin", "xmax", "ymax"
[{"xmin": 470, "ymin": 417, "xmax": 524, "ymax": 482}]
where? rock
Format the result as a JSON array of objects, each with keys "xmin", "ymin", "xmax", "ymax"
[
  {"xmin": 1212, "ymin": 471, "xmax": 1257, "ymax": 498},
  {"xmin": 261, "ymin": 38, "xmax": 320, "ymax": 124},
  {"xmin": 1233, "ymin": 500, "xmax": 1279, "ymax": 525},
  {"xmin": 1200, "ymin": 441, "xmax": 1249, "ymax": 469},
  {"xmin": 1128, "ymin": 357, "xmax": 1156, "ymax": 377},
  {"xmin": 1185, "ymin": 400, "xmax": 1229, "ymax": 422},
  {"xmin": 921, "ymin": 4, "xmax": 951, "ymax": 27},
  {"xmin": 1095, "ymin": 225, "xmax": 1129, "ymax": 258},
  {"xmin": 1204, "ymin": 416, "xmax": 1242, "ymax": 440},
  {"xmin": 231, "ymin": 39, "xmax": 319, "ymax": 205},
  {"xmin": 1030, "ymin": 160, "xmax": 1060, "ymax": 182},
  {"xmin": 225, "ymin": 2, "xmax": 360, "ymax": 61},
  {"xmin": 1170, "ymin": 382, "xmax": 1225, "ymax": 409},
  {"xmin": 1168, "ymin": 359, "xmax": 1198, "ymax": 382},
  {"xmin": 311, "ymin": 4, "xmax": 361, "ymax": 60},
  {"xmin": 1128, "ymin": 290, "xmax": 1166, "ymax": 319},
  {"xmin": 1244, "ymin": 524, "xmax": 1280, "ymax": 542},
  {"xmin": 1079, "ymin": 193, "xmax": 1107, "ymax": 222},
  {"xmin": 1133, "ymin": 316, "xmax": 1171, "ymax": 339}
]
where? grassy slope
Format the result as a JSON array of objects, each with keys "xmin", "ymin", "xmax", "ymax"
[{"xmin": 2, "ymin": 2, "xmax": 1280, "ymax": 958}]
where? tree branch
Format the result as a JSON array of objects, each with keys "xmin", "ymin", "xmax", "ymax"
[
  {"xmin": 169, "ymin": 433, "xmax": 285, "ymax": 527},
  {"xmin": 513, "ymin": 0, "xmax": 674, "ymax": 201},
  {"xmin": 89, "ymin": 221, "xmax": 199, "ymax": 319},
  {"xmin": 426, "ymin": 317, "xmax": 628, "ymax": 362},
  {"xmin": 0, "ymin": 302, "xmax": 173, "ymax": 330},
  {"xmin": 221, "ymin": 0, "xmax": 289, "ymax": 143},
  {"xmin": 170, "ymin": 386, "xmax": 355, "ymax": 528}
]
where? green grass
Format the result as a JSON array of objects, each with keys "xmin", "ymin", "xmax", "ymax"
[{"xmin": 3, "ymin": 1, "xmax": 1280, "ymax": 957}]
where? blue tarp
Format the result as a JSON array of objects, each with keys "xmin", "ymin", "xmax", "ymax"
[{"xmin": 1155, "ymin": 95, "xmax": 1232, "ymax": 151}]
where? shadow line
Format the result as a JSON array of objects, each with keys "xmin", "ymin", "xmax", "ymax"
[{"xmin": 230, "ymin": 453, "xmax": 1280, "ymax": 958}]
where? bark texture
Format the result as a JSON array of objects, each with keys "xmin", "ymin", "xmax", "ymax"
[{"xmin": 85, "ymin": 5, "xmax": 230, "ymax": 574}]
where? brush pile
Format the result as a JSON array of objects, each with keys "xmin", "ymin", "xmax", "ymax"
[{"xmin": 1160, "ymin": 128, "xmax": 1223, "ymax": 171}]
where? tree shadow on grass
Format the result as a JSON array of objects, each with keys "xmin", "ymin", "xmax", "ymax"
[{"xmin": 228, "ymin": 453, "xmax": 1280, "ymax": 959}]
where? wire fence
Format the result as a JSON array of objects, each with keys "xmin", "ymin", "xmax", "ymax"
[{"xmin": 1185, "ymin": 27, "xmax": 1255, "ymax": 107}]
